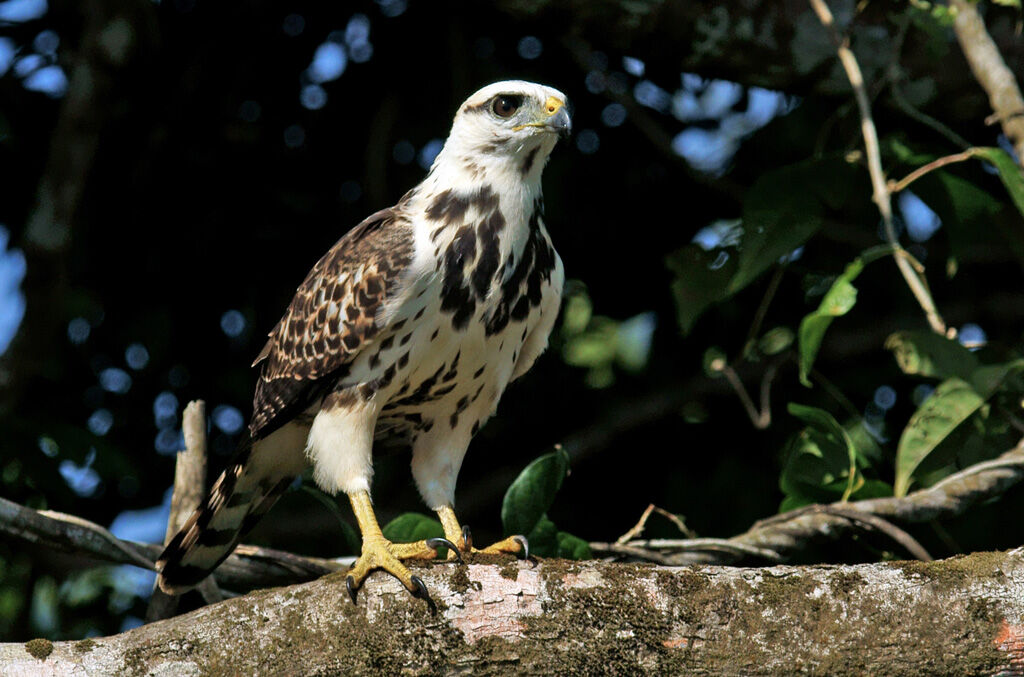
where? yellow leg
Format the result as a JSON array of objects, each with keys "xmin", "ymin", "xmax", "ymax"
[
  {"xmin": 435, "ymin": 505, "xmax": 529, "ymax": 559},
  {"xmin": 346, "ymin": 490, "xmax": 457, "ymax": 608}
]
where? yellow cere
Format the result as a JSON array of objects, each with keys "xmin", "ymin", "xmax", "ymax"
[{"xmin": 513, "ymin": 96, "xmax": 566, "ymax": 131}]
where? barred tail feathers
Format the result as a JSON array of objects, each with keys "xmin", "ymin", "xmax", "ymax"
[{"xmin": 155, "ymin": 423, "xmax": 308, "ymax": 594}]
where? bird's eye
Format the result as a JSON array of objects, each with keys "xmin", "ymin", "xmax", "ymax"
[{"xmin": 492, "ymin": 95, "xmax": 522, "ymax": 118}]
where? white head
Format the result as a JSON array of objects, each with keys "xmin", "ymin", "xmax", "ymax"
[{"xmin": 428, "ymin": 80, "xmax": 571, "ymax": 186}]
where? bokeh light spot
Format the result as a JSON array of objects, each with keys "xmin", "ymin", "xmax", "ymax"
[
  {"xmin": 88, "ymin": 409, "xmax": 114, "ymax": 436},
  {"xmin": 575, "ymin": 129, "xmax": 599, "ymax": 154},
  {"xmin": 600, "ymin": 103, "xmax": 627, "ymax": 128},
  {"xmin": 212, "ymin": 404, "xmax": 244, "ymax": 434},
  {"xmin": 125, "ymin": 343, "xmax": 149, "ymax": 370},
  {"xmin": 517, "ymin": 36, "xmax": 542, "ymax": 60},
  {"xmin": 282, "ymin": 13, "xmax": 305, "ymax": 36},
  {"xmin": 99, "ymin": 367, "xmax": 132, "ymax": 394},
  {"xmin": 220, "ymin": 309, "xmax": 246, "ymax": 338}
]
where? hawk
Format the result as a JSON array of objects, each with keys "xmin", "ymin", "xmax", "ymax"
[{"xmin": 156, "ymin": 81, "xmax": 569, "ymax": 605}]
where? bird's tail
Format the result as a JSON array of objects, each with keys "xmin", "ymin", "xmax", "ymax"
[{"xmin": 155, "ymin": 435, "xmax": 300, "ymax": 594}]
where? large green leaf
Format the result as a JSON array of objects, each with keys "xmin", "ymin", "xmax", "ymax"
[
  {"xmin": 973, "ymin": 147, "xmax": 1024, "ymax": 220},
  {"xmin": 502, "ymin": 448, "xmax": 570, "ymax": 537},
  {"xmin": 885, "ymin": 330, "xmax": 980, "ymax": 381},
  {"xmin": 667, "ymin": 157, "xmax": 861, "ymax": 334},
  {"xmin": 893, "ymin": 378, "xmax": 985, "ymax": 496},
  {"xmin": 780, "ymin": 404, "xmax": 862, "ymax": 508},
  {"xmin": 666, "ymin": 244, "xmax": 737, "ymax": 335},
  {"xmin": 523, "ymin": 514, "xmax": 592, "ymax": 559},
  {"xmin": 382, "ymin": 512, "xmax": 444, "ymax": 543},
  {"xmin": 556, "ymin": 531, "xmax": 593, "ymax": 560},
  {"xmin": 525, "ymin": 514, "xmax": 559, "ymax": 556},
  {"xmin": 797, "ymin": 259, "xmax": 864, "ymax": 386}
]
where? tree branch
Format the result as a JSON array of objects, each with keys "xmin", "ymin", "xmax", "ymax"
[
  {"xmin": 597, "ymin": 438, "xmax": 1024, "ymax": 566},
  {"xmin": 4, "ymin": 552, "xmax": 1024, "ymax": 674},
  {"xmin": 950, "ymin": 0, "xmax": 1024, "ymax": 166}
]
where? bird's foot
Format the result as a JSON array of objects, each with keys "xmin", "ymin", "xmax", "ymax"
[
  {"xmin": 454, "ymin": 525, "xmax": 529, "ymax": 560},
  {"xmin": 345, "ymin": 535, "xmax": 459, "ymax": 611}
]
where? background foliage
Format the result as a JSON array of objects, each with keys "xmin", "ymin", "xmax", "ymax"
[{"xmin": 2, "ymin": 0, "xmax": 1024, "ymax": 641}]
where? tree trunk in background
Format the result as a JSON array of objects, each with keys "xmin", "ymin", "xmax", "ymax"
[{"xmin": 3, "ymin": 551, "xmax": 1024, "ymax": 675}]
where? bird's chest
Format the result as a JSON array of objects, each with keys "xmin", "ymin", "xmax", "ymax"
[{"xmin": 371, "ymin": 221, "xmax": 559, "ymax": 439}]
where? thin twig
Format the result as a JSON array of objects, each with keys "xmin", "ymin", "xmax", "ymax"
[
  {"xmin": 743, "ymin": 266, "xmax": 786, "ymax": 358},
  {"xmin": 616, "ymin": 504, "xmax": 696, "ymax": 545},
  {"xmin": 720, "ymin": 363, "xmax": 770, "ymax": 429},
  {"xmin": 887, "ymin": 149, "xmax": 980, "ymax": 194},
  {"xmin": 808, "ymin": 0, "xmax": 947, "ymax": 336}
]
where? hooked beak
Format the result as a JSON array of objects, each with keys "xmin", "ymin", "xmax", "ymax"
[
  {"xmin": 514, "ymin": 96, "xmax": 572, "ymax": 139},
  {"xmin": 546, "ymin": 105, "xmax": 572, "ymax": 139}
]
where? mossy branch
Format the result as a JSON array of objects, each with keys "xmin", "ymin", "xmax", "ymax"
[{"xmin": 3, "ymin": 552, "xmax": 1024, "ymax": 675}]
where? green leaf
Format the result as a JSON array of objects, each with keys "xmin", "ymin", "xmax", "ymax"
[
  {"xmin": 885, "ymin": 330, "xmax": 979, "ymax": 381},
  {"xmin": 894, "ymin": 378, "xmax": 986, "ymax": 496},
  {"xmin": 759, "ymin": 327, "xmax": 795, "ymax": 356},
  {"xmin": 971, "ymin": 147, "xmax": 1024, "ymax": 220},
  {"xmin": 526, "ymin": 514, "xmax": 559, "ymax": 557},
  {"xmin": 797, "ymin": 258, "xmax": 864, "ymax": 386},
  {"xmin": 780, "ymin": 404, "xmax": 862, "ymax": 506},
  {"xmin": 556, "ymin": 531, "xmax": 593, "ymax": 560},
  {"xmin": 382, "ymin": 512, "xmax": 444, "ymax": 543},
  {"xmin": 502, "ymin": 448, "xmax": 570, "ymax": 537},
  {"xmin": 666, "ymin": 157, "xmax": 862, "ymax": 334},
  {"xmin": 969, "ymin": 360, "xmax": 1024, "ymax": 397},
  {"xmin": 666, "ymin": 244, "xmax": 737, "ymax": 335},
  {"xmin": 561, "ymin": 318, "xmax": 618, "ymax": 368}
]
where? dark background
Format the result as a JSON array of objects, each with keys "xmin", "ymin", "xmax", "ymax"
[{"xmin": 2, "ymin": 0, "xmax": 1024, "ymax": 640}]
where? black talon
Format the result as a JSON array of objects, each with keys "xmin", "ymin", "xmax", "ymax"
[
  {"xmin": 461, "ymin": 525, "xmax": 473, "ymax": 551},
  {"xmin": 513, "ymin": 535, "xmax": 530, "ymax": 560},
  {"xmin": 425, "ymin": 537, "xmax": 463, "ymax": 563},
  {"xmin": 346, "ymin": 576, "xmax": 358, "ymax": 604},
  {"xmin": 410, "ymin": 575, "xmax": 436, "ymax": 614}
]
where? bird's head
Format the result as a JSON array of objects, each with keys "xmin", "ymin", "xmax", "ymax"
[{"xmin": 430, "ymin": 80, "xmax": 571, "ymax": 183}]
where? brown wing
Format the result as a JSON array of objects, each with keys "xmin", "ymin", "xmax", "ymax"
[{"xmin": 248, "ymin": 206, "xmax": 416, "ymax": 438}]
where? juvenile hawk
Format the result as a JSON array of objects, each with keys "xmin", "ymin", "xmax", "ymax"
[{"xmin": 157, "ymin": 81, "xmax": 569, "ymax": 605}]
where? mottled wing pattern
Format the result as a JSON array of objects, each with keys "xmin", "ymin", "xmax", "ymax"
[{"xmin": 249, "ymin": 206, "xmax": 416, "ymax": 438}]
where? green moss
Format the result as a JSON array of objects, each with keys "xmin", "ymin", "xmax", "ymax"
[
  {"xmin": 24, "ymin": 638, "xmax": 53, "ymax": 660},
  {"xmin": 73, "ymin": 638, "xmax": 97, "ymax": 654},
  {"xmin": 498, "ymin": 559, "xmax": 520, "ymax": 580}
]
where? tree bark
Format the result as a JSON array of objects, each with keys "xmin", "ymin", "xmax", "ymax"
[{"xmin": 3, "ymin": 550, "xmax": 1024, "ymax": 675}]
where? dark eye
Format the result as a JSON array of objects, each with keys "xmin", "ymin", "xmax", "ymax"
[{"xmin": 492, "ymin": 95, "xmax": 522, "ymax": 118}]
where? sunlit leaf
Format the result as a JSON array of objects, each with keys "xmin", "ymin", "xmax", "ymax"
[
  {"xmin": 759, "ymin": 326, "xmax": 795, "ymax": 356},
  {"xmin": 885, "ymin": 330, "xmax": 979, "ymax": 381},
  {"xmin": 502, "ymin": 448, "xmax": 569, "ymax": 537},
  {"xmin": 562, "ymin": 317, "xmax": 618, "ymax": 368},
  {"xmin": 894, "ymin": 378, "xmax": 985, "ymax": 496},
  {"xmin": 972, "ymin": 147, "xmax": 1024, "ymax": 220},
  {"xmin": 797, "ymin": 258, "xmax": 864, "ymax": 386}
]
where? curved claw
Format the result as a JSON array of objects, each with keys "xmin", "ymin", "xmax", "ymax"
[
  {"xmin": 425, "ymin": 537, "xmax": 463, "ymax": 563},
  {"xmin": 409, "ymin": 575, "xmax": 436, "ymax": 614},
  {"xmin": 346, "ymin": 575, "xmax": 358, "ymax": 604},
  {"xmin": 461, "ymin": 525, "xmax": 473, "ymax": 551},
  {"xmin": 513, "ymin": 534, "xmax": 530, "ymax": 560}
]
